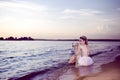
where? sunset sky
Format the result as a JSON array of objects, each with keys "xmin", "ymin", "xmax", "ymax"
[{"xmin": 0, "ymin": 0, "xmax": 120, "ymax": 39}]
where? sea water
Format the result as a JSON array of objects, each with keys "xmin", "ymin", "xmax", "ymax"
[{"xmin": 0, "ymin": 41, "xmax": 120, "ymax": 80}]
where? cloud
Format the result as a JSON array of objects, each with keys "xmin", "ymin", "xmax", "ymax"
[
  {"xmin": 0, "ymin": 0, "xmax": 51, "ymax": 24},
  {"xmin": 0, "ymin": 1, "xmax": 47, "ymax": 11},
  {"xmin": 62, "ymin": 9, "xmax": 102, "ymax": 16},
  {"xmin": 60, "ymin": 9, "xmax": 103, "ymax": 21},
  {"xmin": 59, "ymin": 8, "xmax": 120, "ymax": 39},
  {"xmin": 95, "ymin": 17, "xmax": 120, "ymax": 33},
  {"xmin": 59, "ymin": 9, "xmax": 105, "ymax": 32},
  {"xmin": 0, "ymin": 0, "xmax": 49, "ymax": 19},
  {"xmin": 117, "ymin": 8, "xmax": 120, "ymax": 11}
]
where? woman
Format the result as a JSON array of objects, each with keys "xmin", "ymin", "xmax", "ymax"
[{"xmin": 69, "ymin": 36, "xmax": 94, "ymax": 67}]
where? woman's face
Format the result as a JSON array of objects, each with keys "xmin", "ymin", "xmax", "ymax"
[{"xmin": 79, "ymin": 38, "xmax": 85, "ymax": 44}]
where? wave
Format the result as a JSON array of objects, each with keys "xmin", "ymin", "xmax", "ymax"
[
  {"xmin": 90, "ymin": 48, "xmax": 115, "ymax": 57},
  {"xmin": 8, "ymin": 61, "xmax": 68, "ymax": 80}
]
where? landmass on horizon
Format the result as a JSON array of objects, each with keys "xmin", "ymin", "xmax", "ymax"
[
  {"xmin": 0, "ymin": 36, "xmax": 34, "ymax": 40},
  {"xmin": 0, "ymin": 36, "xmax": 120, "ymax": 41}
]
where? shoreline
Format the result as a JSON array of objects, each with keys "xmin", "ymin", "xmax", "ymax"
[{"xmin": 9, "ymin": 55, "xmax": 120, "ymax": 80}]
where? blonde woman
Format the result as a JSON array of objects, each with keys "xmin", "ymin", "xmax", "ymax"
[{"xmin": 69, "ymin": 36, "xmax": 94, "ymax": 67}]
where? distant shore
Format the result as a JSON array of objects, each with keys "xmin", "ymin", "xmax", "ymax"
[
  {"xmin": 1, "ymin": 36, "xmax": 120, "ymax": 41},
  {"xmin": 1, "ymin": 38, "xmax": 120, "ymax": 41},
  {"xmin": 1, "ymin": 39, "xmax": 120, "ymax": 41}
]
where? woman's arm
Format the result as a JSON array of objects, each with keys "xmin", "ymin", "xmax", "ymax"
[
  {"xmin": 74, "ymin": 43, "xmax": 79, "ymax": 56},
  {"xmin": 68, "ymin": 43, "xmax": 78, "ymax": 64}
]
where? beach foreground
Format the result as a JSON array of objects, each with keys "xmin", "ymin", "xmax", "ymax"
[
  {"xmin": 14, "ymin": 55, "xmax": 120, "ymax": 80},
  {"xmin": 54, "ymin": 55, "xmax": 120, "ymax": 80}
]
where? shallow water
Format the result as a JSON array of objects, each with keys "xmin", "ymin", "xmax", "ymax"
[{"xmin": 0, "ymin": 41, "xmax": 120, "ymax": 80}]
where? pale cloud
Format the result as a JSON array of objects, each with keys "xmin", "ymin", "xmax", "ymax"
[
  {"xmin": 0, "ymin": 1, "xmax": 51, "ymax": 26},
  {"xmin": 0, "ymin": 1, "xmax": 47, "ymax": 11},
  {"xmin": 117, "ymin": 8, "xmax": 120, "ymax": 11},
  {"xmin": 62, "ymin": 9, "xmax": 102, "ymax": 16},
  {"xmin": 60, "ymin": 9, "xmax": 103, "ymax": 23},
  {"xmin": 58, "ymin": 8, "xmax": 120, "ymax": 39},
  {"xmin": 96, "ymin": 26, "xmax": 111, "ymax": 33},
  {"xmin": 0, "ymin": 0, "xmax": 48, "ymax": 19},
  {"xmin": 95, "ymin": 18, "xmax": 120, "ymax": 33},
  {"xmin": 59, "ymin": 9, "xmax": 105, "ymax": 33}
]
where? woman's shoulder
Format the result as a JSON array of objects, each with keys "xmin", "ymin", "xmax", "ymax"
[{"xmin": 79, "ymin": 44, "xmax": 88, "ymax": 49}]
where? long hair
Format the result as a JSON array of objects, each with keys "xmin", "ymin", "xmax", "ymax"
[{"xmin": 80, "ymin": 36, "xmax": 88, "ymax": 45}]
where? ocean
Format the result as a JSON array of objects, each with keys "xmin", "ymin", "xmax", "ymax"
[{"xmin": 0, "ymin": 41, "xmax": 120, "ymax": 80}]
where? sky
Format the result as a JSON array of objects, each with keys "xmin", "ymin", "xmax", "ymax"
[{"xmin": 0, "ymin": 0, "xmax": 120, "ymax": 39}]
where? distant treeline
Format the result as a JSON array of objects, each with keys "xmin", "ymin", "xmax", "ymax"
[
  {"xmin": 0, "ymin": 36, "xmax": 34, "ymax": 40},
  {"xmin": 0, "ymin": 37, "xmax": 120, "ymax": 41}
]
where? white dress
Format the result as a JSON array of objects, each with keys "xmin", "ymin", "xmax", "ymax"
[{"xmin": 76, "ymin": 45, "xmax": 94, "ymax": 66}]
